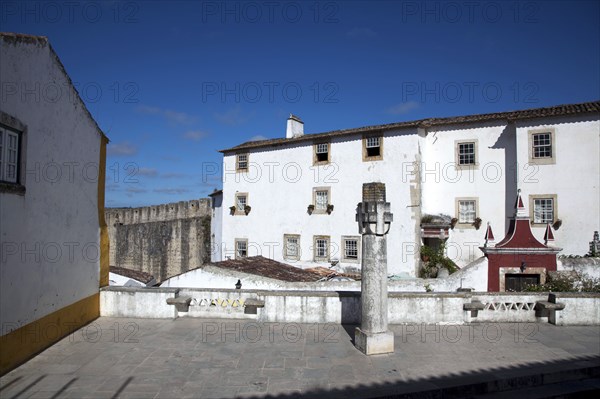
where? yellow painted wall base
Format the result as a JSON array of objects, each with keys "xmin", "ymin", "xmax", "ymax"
[{"xmin": 0, "ymin": 292, "xmax": 99, "ymax": 376}]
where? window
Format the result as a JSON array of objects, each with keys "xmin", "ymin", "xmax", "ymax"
[
  {"xmin": 530, "ymin": 195, "xmax": 557, "ymax": 224},
  {"xmin": 342, "ymin": 236, "xmax": 360, "ymax": 263},
  {"xmin": 455, "ymin": 198, "xmax": 478, "ymax": 225},
  {"xmin": 363, "ymin": 135, "xmax": 383, "ymax": 161},
  {"xmin": 454, "ymin": 139, "xmax": 478, "ymax": 168},
  {"xmin": 234, "ymin": 192, "xmax": 248, "ymax": 215},
  {"xmin": 235, "ymin": 239, "xmax": 248, "ymax": 259},
  {"xmin": 314, "ymin": 142, "xmax": 330, "ymax": 164},
  {"xmin": 0, "ymin": 126, "xmax": 19, "ymax": 183},
  {"xmin": 532, "ymin": 133, "xmax": 552, "ymax": 159},
  {"xmin": 528, "ymin": 129, "xmax": 555, "ymax": 165},
  {"xmin": 458, "ymin": 142, "xmax": 475, "ymax": 165},
  {"xmin": 313, "ymin": 236, "xmax": 330, "ymax": 261},
  {"xmin": 284, "ymin": 234, "xmax": 301, "ymax": 261},
  {"xmin": 312, "ymin": 187, "xmax": 331, "ymax": 213},
  {"xmin": 236, "ymin": 153, "xmax": 248, "ymax": 172}
]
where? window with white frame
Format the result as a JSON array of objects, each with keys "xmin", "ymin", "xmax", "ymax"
[
  {"xmin": 314, "ymin": 142, "xmax": 329, "ymax": 164},
  {"xmin": 458, "ymin": 199, "xmax": 477, "ymax": 223},
  {"xmin": 342, "ymin": 236, "xmax": 360, "ymax": 262},
  {"xmin": 314, "ymin": 236, "xmax": 330, "ymax": 261},
  {"xmin": 458, "ymin": 142, "xmax": 476, "ymax": 165},
  {"xmin": 0, "ymin": 127, "xmax": 19, "ymax": 183},
  {"xmin": 235, "ymin": 239, "xmax": 248, "ymax": 259},
  {"xmin": 284, "ymin": 234, "xmax": 300, "ymax": 261},
  {"xmin": 235, "ymin": 193, "xmax": 248, "ymax": 214},
  {"xmin": 532, "ymin": 133, "xmax": 552, "ymax": 159},
  {"xmin": 363, "ymin": 136, "xmax": 382, "ymax": 160},
  {"xmin": 533, "ymin": 198, "xmax": 554, "ymax": 224},
  {"xmin": 313, "ymin": 187, "xmax": 330, "ymax": 212},
  {"xmin": 236, "ymin": 153, "xmax": 248, "ymax": 171},
  {"xmin": 528, "ymin": 129, "xmax": 555, "ymax": 165}
]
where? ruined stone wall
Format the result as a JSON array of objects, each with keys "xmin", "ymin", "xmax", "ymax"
[{"xmin": 105, "ymin": 199, "xmax": 211, "ymax": 282}]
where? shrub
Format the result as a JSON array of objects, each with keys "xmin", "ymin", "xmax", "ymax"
[
  {"xmin": 524, "ymin": 271, "xmax": 600, "ymax": 293},
  {"xmin": 419, "ymin": 243, "xmax": 459, "ymax": 278}
]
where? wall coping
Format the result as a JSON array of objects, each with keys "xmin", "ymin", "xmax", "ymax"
[{"xmin": 101, "ymin": 286, "xmax": 180, "ymax": 294}]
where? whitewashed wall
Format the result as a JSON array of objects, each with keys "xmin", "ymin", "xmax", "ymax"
[
  {"xmin": 0, "ymin": 38, "xmax": 102, "ymax": 331},
  {"xmin": 100, "ymin": 287, "xmax": 600, "ymax": 326},
  {"xmin": 515, "ymin": 116, "xmax": 600, "ymax": 256},
  {"xmin": 220, "ymin": 128, "xmax": 422, "ymax": 276},
  {"xmin": 220, "ymin": 113, "xmax": 598, "ymax": 277},
  {"xmin": 421, "ymin": 122, "xmax": 514, "ymax": 267}
]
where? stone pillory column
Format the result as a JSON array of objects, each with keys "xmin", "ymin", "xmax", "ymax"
[{"xmin": 355, "ymin": 182, "xmax": 394, "ymax": 355}]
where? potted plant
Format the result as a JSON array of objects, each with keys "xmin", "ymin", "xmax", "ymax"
[
  {"xmin": 229, "ymin": 206, "xmax": 236, "ymax": 215},
  {"xmin": 450, "ymin": 218, "xmax": 458, "ymax": 229},
  {"xmin": 553, "ymin": 219, "xmax": 562, "ymax": 230},
  {"xmin": 307, "ymin": 205, "xmax": 315, "ymax": 215},
  {"xmin": 244, "ymin": 205, "xmax": 251, "ymax": 215},
  {"xmin": 421, "ymin": 214, "xmax": 434, "ymax": 224},
  {"xmin": 326, "ymin": 204, "xmax": 334, "ymax": 214},
  {"xmin": 472, "ymin": 217, "xmax": 482, "ymax": 230}
]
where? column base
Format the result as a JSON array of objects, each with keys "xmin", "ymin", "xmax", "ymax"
[{"xmin": 354, "ymin": 328, "xmax": 394, "ymax": 355}]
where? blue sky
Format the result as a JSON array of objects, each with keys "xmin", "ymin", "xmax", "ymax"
[{"xmin": 3, "ymin": 0, "xmax": 599, "ymax": 207}]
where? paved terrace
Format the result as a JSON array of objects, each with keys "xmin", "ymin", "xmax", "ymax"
[{"xmin": 1, "ymin": 318, "xmax": 599, "ymax": 398}]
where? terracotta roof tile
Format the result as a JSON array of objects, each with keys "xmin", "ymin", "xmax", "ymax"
[
  {"xmin": 211, "ymin": 256, "xmax": 324, "ymax": 282},
  {"xmin": 220, "ymin": 101, "xmax": 600, "ymax": 153},
  {"xmin": 110, "ymin": 266, "xmax": 156, "ymax": 284}
]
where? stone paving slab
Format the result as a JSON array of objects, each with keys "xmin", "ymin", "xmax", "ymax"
[{"xmin": 1, "ymin": 318, "xmax": 599, "ymax": 398}]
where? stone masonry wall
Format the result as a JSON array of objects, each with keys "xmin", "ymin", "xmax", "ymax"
[{"xmin": 105, "ymin": 199, "xmax": 211, "ymax": 282}]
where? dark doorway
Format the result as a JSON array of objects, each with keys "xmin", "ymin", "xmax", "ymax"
[{"xmin": 505, "ymin": 274, "xmax": 540, "ymax": 292}]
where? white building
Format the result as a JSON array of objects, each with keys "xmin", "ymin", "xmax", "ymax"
[
  {"xmin": 216, "ymin": 102, "xmax": 599, "ymax": 277},
  {"xmin": 0, "ymin": 33, "xmax": 108, "ymax": 374}
]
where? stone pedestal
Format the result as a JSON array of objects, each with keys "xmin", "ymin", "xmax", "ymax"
[
  {"xmin": 355, "ymin": 183, "xmax": 394, "ymax": 355},
  {"xmin": 355, "ymin": 329, "xmax": 394, "ymax": 355}
]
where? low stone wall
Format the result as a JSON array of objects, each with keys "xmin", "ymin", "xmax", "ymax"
[
  {"xmin": 100, "ymin": 287, "xmax": 600, "ymax": 325},
  {"xmin": 100, "ymin": 286, "xmax": 179, "ymax": 318},
  {"xmin": 558, "ymin": 257, "xmax": 600, "ymax": 279}
]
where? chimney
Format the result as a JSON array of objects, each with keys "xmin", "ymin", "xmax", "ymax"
[{"xmin": 286, "ymin": 114, "xmax": 304, "ymax": 139}]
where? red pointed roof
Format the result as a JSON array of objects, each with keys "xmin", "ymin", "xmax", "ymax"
[
  {"xmin": 493, "ymin": 190, "xmax": 549, "ymax": 250},
  {"xmin": 544, "ymin": 223, "xmax": 555, "ymax": 243},
  {"xmin": 484, "ymin": 223, "xmax": 495, "ymax": 241}
]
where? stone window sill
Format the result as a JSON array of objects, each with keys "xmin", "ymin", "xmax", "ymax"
[{"xmin": 0, "ymin": 182, "xmax": 26, "ymax": 195}]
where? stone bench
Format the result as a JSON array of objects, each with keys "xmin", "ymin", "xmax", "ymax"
[
  {"xmin": 463, "ymin": 301, "xmax": 485, "ymax": 317},
  {"xmin": 534, "ymin": 301, "xmax": 566, "ymax": 311},
  {"xmin": 244, "ymin": 298, "xmax": 265, "ymax": 315},
  {"xmin": 535, "ymin": 294, "xmax": 565, "ymax": 323},
  {"xmin": 166, "ymin": 296, "xmax": 192, "ymax": 312}
]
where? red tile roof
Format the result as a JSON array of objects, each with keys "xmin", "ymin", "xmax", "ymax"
[
  {"xmin": 210, "ymin": 256, "xmax": 324, "ymax": 282},
  {"xmin": 220, "ymin": 101, "xmax": 599, "ymax": 153},
  {"xmin": 110, "ymin": 266, "xmax": 156, "ymax": 284}
]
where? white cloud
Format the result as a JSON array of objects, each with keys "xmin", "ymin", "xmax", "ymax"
[
  {"xmin": 126, "ymin": 187, "xmax": 148, "ymax": 193},
  {"xmin": 154, "ymin": 188, "xmax": 190, "ymax": 194},
  {"xmin": 107, "ymin": 142, "xmax": 137, "ymax": 156},
  {"xmin": 249, "ymin": 135, "xmax": 268, "ymax": 142},
  {"xmin": 215, "ymin": 106, "xmax": 248, "ymax": 126},
  {"xmin": 162, "ymin": 172, "xmax": 187, "ymax": 178},
  {"xmin": 137, "ymin": 168, "xmax": 158, "ymax": 177},
  {"xmin": 136, "ymin": 105, "xmax": 197, "ymax": 125},
  {"xmin": 386, "ymin": 101, "xmax": 420, "ymax": 115},
  {"xmin": 183, "ymin": 130, "xmax": 209, "ymax": 141}
]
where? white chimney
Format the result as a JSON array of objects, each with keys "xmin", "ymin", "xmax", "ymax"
[{"xmin": 286, "ymin": 114, "xmax": 304, "ymax": 138}]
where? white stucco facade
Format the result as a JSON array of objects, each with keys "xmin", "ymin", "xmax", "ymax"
[
  {"xmin": 0, "ymin": 34, "xmax": 106, "ymax": 335},
  {"xmin": 218, "ymin": 106, "xmax": 599, "ymax": 277}
]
